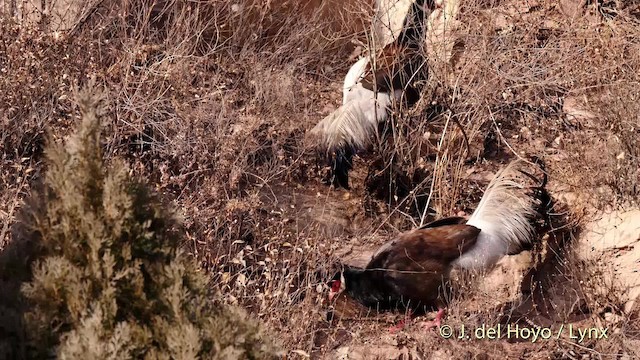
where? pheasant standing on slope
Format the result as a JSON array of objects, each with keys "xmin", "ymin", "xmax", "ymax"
[
  {"xmin": 326, "ymin": 160, "xmax": 550, "ymax": 330},
  {"xmin": 308, "ymin": 0, "xmax": 431, "ymax": 189}
]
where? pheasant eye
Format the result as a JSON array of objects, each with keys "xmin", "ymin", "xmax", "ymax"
[{"xmin": 331, "ymin": 280, "xmax": 341, "ymax": 292}]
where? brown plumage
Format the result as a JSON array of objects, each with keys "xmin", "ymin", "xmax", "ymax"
[
  {"xmin": 327, "ymin": 160, "xmax": 551, "ymax": 328},
  {"xmin": 360, "ymin": 43, "xmax": 423, "ymax": 104},
  {"xmin": 328, "ymin": 218, "xmax": 476, "ymax": 312},
  {"xmin": 308, "ymin": 0, "xmax": 430, "ymax": 189}
]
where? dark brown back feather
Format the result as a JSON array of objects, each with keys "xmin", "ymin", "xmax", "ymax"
[
  {"xmin": 368, "ymin": 224, "xmax": 480, "ymax": 269},
  {"xmin": 345, "ymin": 224, "xmax": 480, "ymax": 310},
  {"xmin": 419, "ymin": 216, "xmax": 467, "ymax": 230}
]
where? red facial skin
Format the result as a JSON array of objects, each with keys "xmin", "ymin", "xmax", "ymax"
[{"xmin": 328, "ymin": 280, "xmax": 341, "ymax": 301}]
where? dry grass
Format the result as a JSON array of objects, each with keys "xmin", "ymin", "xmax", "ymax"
[{"xmin": 1, "ymin": 0, "xmax": 639, "ymax": 358}]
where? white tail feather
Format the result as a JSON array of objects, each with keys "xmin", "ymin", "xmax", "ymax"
[
  {"xmin": 310, "ymin": 55, "xmax": 404, "ymax": 156},
  {"xmin": 310, "ymin": 84, "xmax": 401, "ymax": 154},
  {"xmin": 454, "ymin": 160, "xmax": 544, "ymax": 271}
]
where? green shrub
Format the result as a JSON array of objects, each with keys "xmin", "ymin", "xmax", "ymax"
[{"xmin": 3, "ymin": 82, "xmax": 278, "ymax": 359}]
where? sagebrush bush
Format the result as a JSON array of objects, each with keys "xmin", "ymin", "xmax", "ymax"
[{"xmin": 3, "ymin": 82, "xmax": 278, "ymax": 359}]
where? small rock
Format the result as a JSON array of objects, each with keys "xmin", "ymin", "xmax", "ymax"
[
  {"xmin": 563, "ymin": 95, "xmax": 596, "ymax": 125},
  {"xmin": 553, "ymin": 134, "xmax": 564, "ymax": 149},
  {"xmin": 578, "ymin": 210, "xmax": 640, "ymax": 314},
  {"xmin": 335, "ymin": 347, "xmax": 349, "ymax": 360},
  {"xmin": 604, "ymin": 312, "xmax": 624, "ymax": 324},
  {"xmin": 520, "ymin": 126, "xmax": 532, "ymax": 140},
  {"xmin": 559, "ymin": 0, "xmax": 585, "ymax": 18}
]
